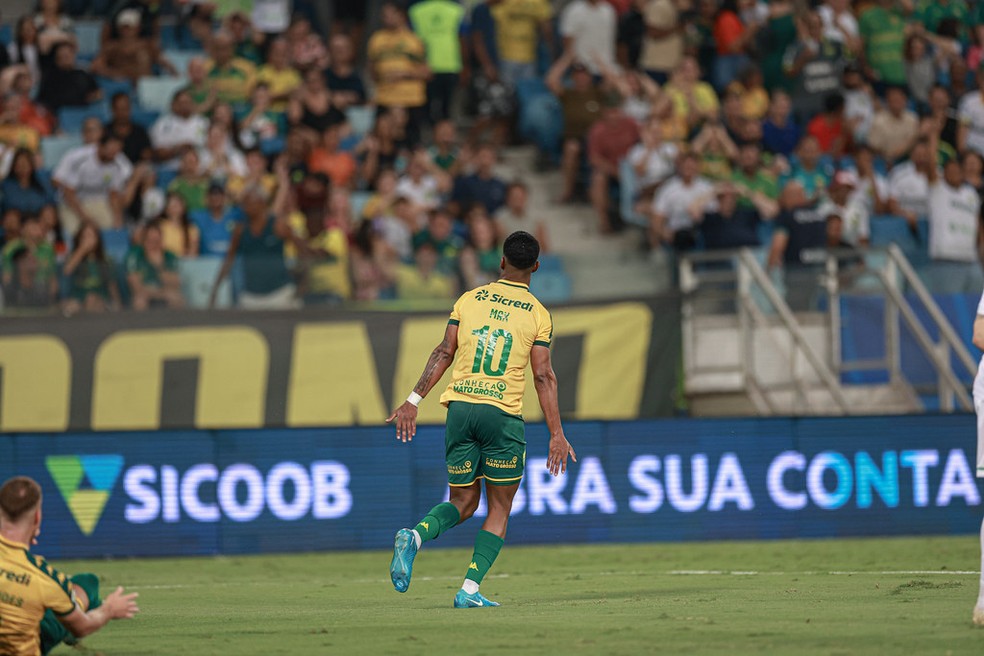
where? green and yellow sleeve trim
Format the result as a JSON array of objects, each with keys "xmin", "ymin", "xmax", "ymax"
[
  {"xmin": 533, "ymin": 340, "xmax": 551, "ymax": 348},
  {"xmin": 448, "ymin": 319, "xmax": 460, "ymax": 326}
]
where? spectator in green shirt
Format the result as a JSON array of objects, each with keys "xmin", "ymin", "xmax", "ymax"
[
  {"xmin": 1, "ymin": 214, "xmax": 57, "ymax": 309},
  {"xmin": 858, "ymin": 0, "xmax": 908, "ymax": 89},
  {"xmin": 410, "ymin": 0, "xmax": 469, "ymax": 123},
  {"xmin": 731, "ymin": 142, "xmax": 779, "ymax": 219},
  {"xmin": 125, "ymin": 220, "xmax": 185, "ymax": 310},
  {"xmin": 914, "ymin": 0, "xmax": 969, "ymax": 43}
]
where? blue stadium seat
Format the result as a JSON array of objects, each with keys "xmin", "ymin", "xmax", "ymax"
[
  {"xmin": 40, "ymin": 135, "xmax": 83, "ymax": 169},
  {"xmin": 346, "ymin": 106, "xmax": 374, "ymax": 137},
  {"xmin": 162, "ymin": 50, "xmax": 202, "ymax": 78},
  {"xmin": 529, "ymin": 270, "xmax": 572, "ymax": 304},
  {"xmin": 868, "ymin": 215, "xmax": 929, "ymax": 265},
  {"xmin": 0, "ymin": 24, "xmax": 12, "ymax": 46},
  {"xmin": 101, "ymin": 228, "xmax": 131, "ymax": 264},
  {"xmin": 155, "ymin": 166, "xmax": 179, "ymax": 190},
  {"xmin": 137, "ymin": 77, "xmax": 188, "ymax": 113},
  {"xmin": 178, "ymin": 256, "xmax": 232, "ymax": 308},
  {"xmin": 131, "ymin": 109, "xmax": 160, "ymax": 130},
  {"xmin": 74, "ymin": 20, "xmax": 103, "ymax": 58},
  {"xmin": 260, "ymin": 137, "xmax": 285, "ymax": 157},
  {"xmin": 536, "ymin": 253, "xmax": 564, "ymax": 273},
  {"xmin": 96, "ymin": 76, "xmax": 134, "ymax": 101},
  {"xmin": 57, "ymin": 103, "xmax": 110, "ymax": 133}
]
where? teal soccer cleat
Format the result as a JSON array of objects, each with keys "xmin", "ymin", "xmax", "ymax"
[
  {"xmin": 453, "ymin": 589, "xmax": 500, "ymax": 608},
  {"xmin": 390, "ymin": 528, "xmax": 418, "ymax": 593}
]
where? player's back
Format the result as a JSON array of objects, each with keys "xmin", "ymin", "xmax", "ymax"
[
  {"xmin": 0, "ymin": 536, "xmax": 75, "ymax": 656},
  {"xmin": 440, "ymin": 280, "xmax": 553, "ymax": 417}
]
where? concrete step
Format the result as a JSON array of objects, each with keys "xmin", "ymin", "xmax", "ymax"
[{"xmin": 689, "ymin": 381, "xmax": 922, "ymax": 417}]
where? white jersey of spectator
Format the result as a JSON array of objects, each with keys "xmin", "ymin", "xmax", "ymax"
[
  {"xmin": 847, "ymin": 171, "xmax": 888, "ymax": 216},
  {"xmin": 887, "ymin": 161, "xmax": 930, "ymax": 218},
  {"xmin": 639, "ymin": 0, "xmax": 682, "ymax": 74},
  {"xmin": 52, "ymin": 144, "xmax": 133, "ymax": 200},
  {"xmin": 867, "ymin": 107, "xmax": 919, "ymax": 160},
  {"xmin": 375, "ymin": 215, "xmax": 414, "ymax": 261},
  {"xmin": 252, "ymin": 0, "xmax": 291, "ymax": 33},
  {"xmin": 197, "ymin": 146, "xmax": 248, "ymax": 180},
  {"xmin": 959, "ymin": 91, "xmax": 984, "ymax": 157},
  {"xmin": 627, "ymin": 142, "xmax": 678, "ymax": 188},
  {"xmin": 559, "ymin": 0, "xmax": 617, "ymax": 74},
  {"xmin": 818, "ymin": 198, "xmax": 869, "ymax": 247},
  {"xmin": 843, "ymin": 88, "xmax": 874, "ymax": 143},
  {"xmin": 652, "ymin": 175, "xmax": 714, "ymax": 233},
  {"xmin": 928, "ymin": 179, "xmax": 981, "ymax": 262},
  {"xmin": 395, "ymin": 175, "xmax": 441, "ymax": 212},
  {"xmin": 150, "ymin": 112, "xmax": 209, "ymax": 166},
  {"xmin": 818, "ymin": 2, "xmax": 858, "ymax": 45}
]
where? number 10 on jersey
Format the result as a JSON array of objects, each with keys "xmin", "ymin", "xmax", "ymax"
[{"xmin": 471, "ymin": 326, "xmax": 513, "ymax": 376}]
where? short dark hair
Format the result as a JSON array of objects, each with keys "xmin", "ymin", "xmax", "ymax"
[
  {"xmin": 0, "ymin": 476, "xmax": 41, "ymax": 523},
  {"xmin": 503, "ymin": 231, "xmax": 539, "ymax": 270},
  {"xmin": 111, "ymin": 91, "xmax": 130, "ymax": 105}
]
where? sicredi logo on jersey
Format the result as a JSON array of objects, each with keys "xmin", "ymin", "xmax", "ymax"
[{"xmin": 475, "ymin": 289, "xmax": 533, "ymax": 312}]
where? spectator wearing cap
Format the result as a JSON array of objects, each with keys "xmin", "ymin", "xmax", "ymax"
[
  {"xmin": 105, "ymin": 92, "xmax": 152, "ymax": 164},
  {"xmin": 587, "ymin": 93, "xmax": 640, "ymax": 233},
  {"xmin": 409, "ymin": 0, "xmax": 468, "ymax": 124},
  {"xmin": 90, "ymin": 9, "xmax": 176, "ymax": 84},
  {"xmin": 151, "ymin": 89, "xmax": 209, "ymax": 169},
  {"xmin": 560, "ymin": 0, "xmax": 617, "ymax": 76},
  {"xmin": 782, "ymin": 10, "xmax": 844, "ymax": 124},
  {"xmin": 546, "ymin": 51, "xmax": 605, "ymax": 203},
  {"xmin": 767, "ymin": 180, "xmax": 828, "ymax": 310},
  {"xmin": 650, "ymin": 151, "xmax": 714, "ymax": 250},
  {"xmin": 191, "ymin": 182, "xmax": 243, "ymax": 257},
  {"xmin": 491, "ymin": 0, "xmax": 554, "ymax": 88},
  {"xmin": 107, "ymin": 0, "xmax": 160, "ymax": 41},
  {"xmin": 451, "ymin": 144, "xmax": 507, "ymax": 216},
  {"xmin": 924, "ymin": 129, "xmax": 984, "ymax": 294},
  {"xmin": 868, "ymin": 86, "xmax": 919, "ymax": 164},
  {"xmin": 210, "ymin": 185, "xmax": 302, "ymax": 310},
  {"xmin": 52, "ymin": 132, "xmax": 132, "ymax": 233},
  {"xmin": 858, "ymin": 0, "xmax": 907, "ymax": 91},
  {"xmin": 887, "ymin": 137, "xmax": 934, "ymax": 224},
  {"xmin": 638, "ymin": 0, "xmax": 682, "ymax": 85},
  {"xmin": 817, "ymin": 170, "xmax": 869, "ymax": 248},
  {"xmin": 325, "ymin": 34, "xmax": 367, "ymax": 110},
  {"xmin": 36, "ymin": 41, "xmax": 100, "ymax": 115},
  {"xmin": 256, "ymin": 38, "xmax": 301, "ymax": 114},
  {"xmin": 761, "ymin": 90, "xmax": 800, "ymax": 158},
  {"xmin": 693, "ymin": 182, "xmax": 761, "ymax": 250},
  {"xmin": 206, "ymin": 30, "xmax": 257, "ymax": 107},
  {"xmin": 368, "ymin": 2, "xmax": 430, "ymax": 144},
  {"xmin": 806, "ymin": 93, "xmax": 849, "ymax": 156},
  {"xmin": 958, "ymin": 64, "xmax": 984, "ymax": 158}
]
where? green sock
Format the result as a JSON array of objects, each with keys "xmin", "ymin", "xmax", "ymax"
[
  {"xmin": 413, "ymin": 502, "xmax": 461, "ymax": 543},
  {"xmin": 464, "ymin": 530, "xmax": 504, "ymax": 585}
]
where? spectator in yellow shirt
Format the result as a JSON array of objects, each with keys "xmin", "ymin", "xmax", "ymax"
[
  {"xmin": 368, "ymin": 1, "xmax": 430, "ymax": 145},
  {"xmin": 396, "ymin": 242, "xmax": 456, "ymax": 300},
  {"xmin": 256, "ymin": 38, "xmax": 301, "ymax": 113},
  {"xmin": 492, "ymin": 0, "xmax": 554, "ymax": 86},
  {"xmin": 206, "ymin": 30, "xmax": 256, "ymax": 107}
]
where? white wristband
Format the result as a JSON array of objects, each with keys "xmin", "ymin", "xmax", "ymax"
[{"xmin": 407, "ymin": 392, "xmax": 423, "ymax": 407}]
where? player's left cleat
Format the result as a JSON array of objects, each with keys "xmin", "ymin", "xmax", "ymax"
[
  {"xmin": 390, "ymin": 528, "xmax": 418, "ymax": 593},
  {"xmin": 453, "ymin": 589, "xmax": 500, "ymax": 608},
  {"xmin": 973, "ymin": 605, "xmax": 984, "ymax": 626}
]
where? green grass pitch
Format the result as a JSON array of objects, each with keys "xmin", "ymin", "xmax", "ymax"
[{"xmin": 54, "ymin": 536, "xmax": 982, "ymax": 655}]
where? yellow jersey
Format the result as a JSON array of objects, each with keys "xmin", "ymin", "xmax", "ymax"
[
  {"xmin": 367, "ymin": 29, "xmax": 427, "ymax": 108},
  {"xmin": 492, "ymin": 0, "xmax": 552, "ymax": 64},
  {"xmin": 440, "ymin": 280, "xmax": 552, "ymax": 416},
  {"xmin": 0, "ymin": 536, "xmax": 76, "ymax": 656}
]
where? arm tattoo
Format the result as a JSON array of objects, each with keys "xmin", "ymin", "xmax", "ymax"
[{"xmin": 413, "ymin": 340, "xmax": 453, "ymax": 395}]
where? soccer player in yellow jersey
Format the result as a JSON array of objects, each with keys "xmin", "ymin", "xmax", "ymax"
[
  {"xmin": 387, "ymin": 231, "xmax": 576, "ymax": 608},
  {"xmin": 0, "ymin": 477, "xmax": 139, "ymax": 655}
]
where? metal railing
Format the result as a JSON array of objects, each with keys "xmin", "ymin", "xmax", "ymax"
[{"xmin": 679, "ymin": 246, "xmax": 975, "ymax": 415}]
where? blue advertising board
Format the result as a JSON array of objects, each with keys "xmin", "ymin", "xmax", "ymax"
[{"xmin": 1, "ymin": 415, "xmax": 981, "ymax": 559}]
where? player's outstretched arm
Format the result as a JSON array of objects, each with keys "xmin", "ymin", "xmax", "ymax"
[
  {"xmin": 387, "ymin": 323, "xmax": 459, "ymax": 443},
  {"xmin": 60, "ymin": 585, "xmax": 140, "ymax": 638},
  {"xmin": 531, "ymin": 344, "xmax": 576, "ymax": 476}
]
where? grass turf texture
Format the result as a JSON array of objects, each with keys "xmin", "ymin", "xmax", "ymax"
[{"xmin": 54, "ymin": 536, "xmax": 981, "ymax": 655}]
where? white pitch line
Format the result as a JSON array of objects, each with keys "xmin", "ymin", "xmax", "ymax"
[{"xmin": 669, "ymin": 570, "xmax": 979, "ymax": 576}]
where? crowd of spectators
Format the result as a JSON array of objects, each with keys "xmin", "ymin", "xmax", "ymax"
[{"xmin": 0, "ymin": 0, "xmax": 983, "ymax": 314}]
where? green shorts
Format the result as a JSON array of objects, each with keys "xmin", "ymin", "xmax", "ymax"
[
  {"xmin": 446, "ymin": 401, "xmax": 526, "ymax": 487},
  {"xmin": 40, "ymin": 573, "xmax": 101, "ymax": 655}
]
